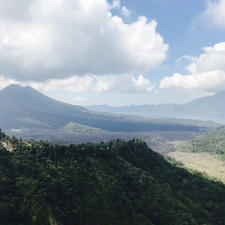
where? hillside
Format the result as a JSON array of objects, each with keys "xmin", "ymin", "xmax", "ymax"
[
  {"xmin": 63, "ymin": 122, "xmax": 101, "ymax": 132},
  {"xmin": 87, "ymin": 91, "xmax": 225, "ymax": 123},
  {"xmin": 168, "ymin": 126, "xmax": 225, "ymax": 182},
  {"xmin": 0, "ymin": 130, "xmax": 225, "ymax": 225},
  {"xmin": 0, "ymin": 84, "xmax": 202, "ymax": 132},
  {"xmin": 177, "ymin": 126, "xmax": 225, "ymax": 160}
]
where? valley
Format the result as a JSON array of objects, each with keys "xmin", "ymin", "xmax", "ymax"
[
  {"xmin": 1, "ymin": 84, "xmax": 218, "ymax": 155},
  {"xmin": 0, "ymin": 84, "xmax": 225, "ymax": 225},
  {"xmin": 168, "ymin": 152, "xmax": 225, "ymax": 183},
  {"xmin": 6, "ymin": 127, "xmax": 203, "ymax": 154},
  {"xmin": 167, "ymin": 126, "xmax": 225, "ymax": 183}
]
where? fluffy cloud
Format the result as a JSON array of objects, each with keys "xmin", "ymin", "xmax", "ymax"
[
  {"xmin": 204, "ymin": 0, "xmax": 225, "ymax": 29},
  {"xmin": 0, "ymin": 0, "xmax": 168, "ymax": 81},
  {"xmin": 160, "ymin": 71, "xmax": 225, "ymax": 91},
  {"xmin": 36, "ymin": 74, "xmax": 154, "ymax": 93},
  {"xmin": 94, "ymin": 74, "xmax": 154, "ymax": 92},
  {"xmin": 160, "ymin": 42, "xmax": 225, "ymax": 92},
  {"xmin": 0, "ymin": 74, "xmax": 154, "ymax": 93},
  {"xmin": 121, "ymin": 6, "xmax": 131, "ymax": 18},
  {"xmin": 110, "ymin": 0, "xmax": 121, "ymax": 9}
]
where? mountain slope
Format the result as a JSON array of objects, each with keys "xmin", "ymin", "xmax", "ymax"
[
  {"xmin": 178, "ymin": 91, "xmax": 225, "ymax": 122},
  {"xmin": 87, "ymin": 91, "xmax": 225, "ymax": 123},
  {"xmin": 0, "ymin": 133, "xmax": 225, "ymax": 225},
  {"xmin": 168, "ymin": 126, "xmax": 225, "ymax": 182},
  {"xmin": 177, "ymin": 126, "xmax": 225, "ymax": 160},
  {"xmin": 0, "ymin": 84, "xmax": 202, "ymax": 132},
  {"xmin": 0, "ymin": 84, "xmax": 89, "ymax": 128}
]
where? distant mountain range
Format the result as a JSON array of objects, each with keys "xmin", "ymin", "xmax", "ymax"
[
  {"xmin": 0, "ymin": 84, "xmax": 202, "ymax": 132},
  {"xmin": 87, "ymin": 91, "xmax": 225, "ymax": 123}
]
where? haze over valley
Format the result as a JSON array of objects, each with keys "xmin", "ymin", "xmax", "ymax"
[
  {"xmin": 1, "ymin": 84, "xmax": 221, "ymax": 155},
  {"xmin": 87, "ymin": 90, "xmax": 225, "ymax": 124}
]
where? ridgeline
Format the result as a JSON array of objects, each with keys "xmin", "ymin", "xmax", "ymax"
[{"xmin": 0, "ymin": 129, "xmax": 225, "ymax": 225}]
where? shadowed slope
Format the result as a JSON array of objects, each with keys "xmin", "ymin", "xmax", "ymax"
[{"xmin": 0, "ymin": 84, "xmax": 202, "ymax": 132}]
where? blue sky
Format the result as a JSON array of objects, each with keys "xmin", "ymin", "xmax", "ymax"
[
  {"xmin": 0, "ymin": 0, "xmax": 224, "ymax": 105},
  {"xmin": 126, "ymin": 0, "xmax": 224, "ymax": 78}
]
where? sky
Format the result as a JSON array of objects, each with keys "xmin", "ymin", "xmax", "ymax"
[{"xmin": 0, "ymin": 0, "xmax": 224, "ymax": 106}]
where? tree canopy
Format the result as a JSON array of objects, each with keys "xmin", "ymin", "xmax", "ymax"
[{"xmin": 0, "ymin": 129, "xmax": 224, "ymax": 225}]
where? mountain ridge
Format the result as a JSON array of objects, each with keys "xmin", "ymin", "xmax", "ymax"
[
  {"xmin": 87, "ymin": 91, "xmax": 225, "ymax": 123},
  {"xmin": 0, "ymin": 84, "xmax": 202, "ymax": 132},
  {"xmin": 0, "ymin": 132, "xmax": 225, "ymax": 225}
]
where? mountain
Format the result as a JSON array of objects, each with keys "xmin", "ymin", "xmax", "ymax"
[
  {"xmin": 87, "ymin": 91, "xmax": 225, "ymax": 123},
  {"xmin": 0, "ymin": 132, "xmax": 225, "ymax": 225},
  {"xmin": 0, "ymin": 84, "xmax": 202, "ymax": 132},
  {"xmin": 0, "ymin": 84, "xmax": 88, "ymax": 129}
]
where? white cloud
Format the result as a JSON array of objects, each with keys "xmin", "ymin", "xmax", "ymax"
[
  {"xmin": 94, "ymin": 74, "xmax": 154, "ymax": 92},
  {"xmin": 33, "ymin": 76, "xmax": 94, "ymax": 93},
  {"xmin": 204, "ymin": 0, "xmax": 225, "ymax": 29},
  {"xmin": 0, "ymin": 0, "xmax": 168, "ymax": 81},
  {"xmin": 41, "ymin": 74, "xmax": 154, "ymax": 93},
  {"xmin": 160, "ymin": 71, "xmax": 225, "ymax": 91},
  {"xmin": 0, "ymin": 0, "xmax": 32, "ymax": 21},
  {"xmin": 110, "ymin": 0, "xmax": 120, "ymax": 9},
  {"xmin": 121, "ymin": 6, "xmax": 131, "ymax": 17},
  {"xmin": 0, "ymin": 73, "xmax": 154, "ymax": 93},
  {"xmin": 72, "ymin": 96, "xmax": 87, "ymax": 103},
  {"xmin": 0, "ymin": 75, "xmax": 18, "ymax": 90},
  {"xmin": 186, "ymin": 42, "xmax": 225, "ymax": 73},
  {"xmin": 160, "ymin": 42, "xmax": 225, "ymax": 92}
]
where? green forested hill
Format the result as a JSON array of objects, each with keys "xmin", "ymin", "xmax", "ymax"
[
  {"xmin": 0, "ymin": 129, "xmax": 225, "ymax": 225},
  {"xmin": 178, "ymin": 126, "xmax": 225, "ymax": 160}
]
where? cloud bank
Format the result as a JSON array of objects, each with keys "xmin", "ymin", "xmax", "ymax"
[
  {"xmin": 160, "ymin": 42, "xmax": 225, "ymax": 92},
  {"xmin": 0, "ymin": 0, "xmax": 168, "ymax": 81},
  {"xmin": 0, "ymin": 74, "xmax": 154, "ymax": 94}
]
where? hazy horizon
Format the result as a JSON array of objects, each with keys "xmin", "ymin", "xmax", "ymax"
[{"xmin": 2, "ymin": 83, "xmax": 225, "ymax": 108}]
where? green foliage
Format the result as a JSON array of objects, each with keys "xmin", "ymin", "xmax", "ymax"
[
  {"xmin": 178, "ymin": 126, "xmax": 225, "ymax": 160},
  {"xmin": 63, "ymin": 121, "xmax": 101, "ymax": 132},
  {"xmin": 0, "ymin": 128, "xmax": 6, "ymax": 140},
  {"xmin": 0, "ymin": 131, "xmax": 224, "ymax": 225}
]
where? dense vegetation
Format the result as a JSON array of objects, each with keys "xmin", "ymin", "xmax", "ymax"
[
  {"xmin": 63, "ymin": 122, "xmax": 101, "ymax": 132},
  {"xmin": 178, "ymin": 126, "xmax": 225, "ymax": 160},
  {"xmin": 0, "ymin": 129, "xmax": 225, "ymax": 225}
]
